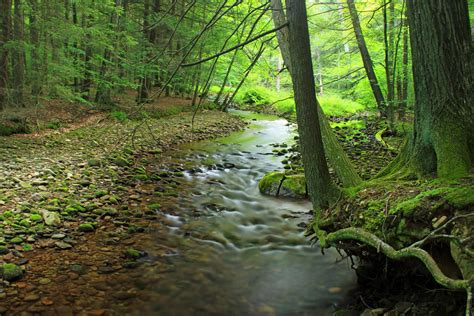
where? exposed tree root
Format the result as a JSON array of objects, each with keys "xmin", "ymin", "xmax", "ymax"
[{"xmin": 314, "ymin": 224, "xmax": 473, "ymax": 315}]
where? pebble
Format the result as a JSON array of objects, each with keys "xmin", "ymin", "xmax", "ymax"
[
  {"xmin": 55, "ymin": 241, "xmax": 73, "ymax": 249},
  {"xmin": 41, "ymin": 298, "xmax": 54, "ymax": 306},
  {"xmin": 52, "ymin": 234, "xmax": 66, "ymax": 240},
  {"xmin": 38, "ymin": 278, "xmax": 51, "ymax": 285},
  {"xmin": 24, "ymin": 294, "xmax": 40, "ymax": 302}
]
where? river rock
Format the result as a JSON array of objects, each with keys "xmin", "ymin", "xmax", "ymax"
[
  {"xmin": 39, "ymin": 209, "xmax": 61, "ymax": 226},
  {"xmin": 1, "ymin": 263, "xmax": 23, "ymax": 281}
]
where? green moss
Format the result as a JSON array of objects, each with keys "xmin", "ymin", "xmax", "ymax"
[
  {"xmin": 147, "ymin": 203, "xmax": 161, "ymax": 211},
  {"xmin": 125, "ymin": 248, "xmax": 144, "ymax": 259},
  {"xmin": 444, "ymin": 186, "xmax": 474, "ymax": 208},
  {"xmin": 258, "ymin": 172, "xmax": 285, "ymax": 195},
  {"xmin": 78, "ymin": 223, "xmax": 95, "ymax": 232},
  {"xmin": 281, "ymin": 174, "xmax": 306, "ymax": 197},
  {"xmin": 1, "ymin": 263, "xmax": 23, "ymax": 281},
  {"xmin": 391, "ymin": 188, "xmax": 445, "ymax": 216},
  {"xmin": 10, "ymin": 236, "xmax": 24, "ymax": 244}
]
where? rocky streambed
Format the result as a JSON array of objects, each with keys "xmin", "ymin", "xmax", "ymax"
[{"xmin": 0, "ymin": 110, "xmax": 357, "ymax": 315}]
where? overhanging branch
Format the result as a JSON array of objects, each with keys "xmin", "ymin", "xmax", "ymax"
[{"xmin": 181, "ymin": 23, "xmax": 288, "ymax": 67}]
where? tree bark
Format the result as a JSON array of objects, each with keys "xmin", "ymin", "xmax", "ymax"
[
  {"xmin": 0, "ymin": 0, "xmax": 12, "ymax": 110},
  {"xmin": 271, "ymin": 0, "xmax": 361, "ymax": 188},
  {"xmin": 346, "ymin": 0, "xmax": 386, "ymax": 115},
  {"xmin": 398, "ymin": 10, "xmax": 409, "ymax": 120},
  {"xmin": 12, "ymin": 0, "xmax": 25, "ymax": 106},
  {"xmin": 286, "ymin": 0, "xmax": 338, "ymax": 209},
  {"xmin": 380, "ymin": 0, "xmax": 473, "ymax": 179}
]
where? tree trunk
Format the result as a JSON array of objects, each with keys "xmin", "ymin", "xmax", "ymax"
[
  {"xmin": 384, "ymin": 0, "xmax": 396, "ymax": 128},
  {"xmin": 398, "ymin": 10, "xmax": 409, "ymax": 120},
  {"xmin": 29, "ymin": 0, "xmax": 41, "ymax": 97},
  {"xmin": 380, "ymin": 0, "xmax": 473, "ymax": 179},
  {"xmin": 286, "ymin": 0, "xmax": 338, "ymax": 209},
  {"xmin": 0, "ymin": 0, "xmax": 11, "ymax": 110},
  {"xmin": 271, "ymin": 0, "xmax": 361, "ymax": 188},
  {"xmin": 346, "ymin": 0, "xmax": 386, "ymax": 115},
  {"xmin": 12, "ymin": 0, "xmax": 25, "ymax": 107}
]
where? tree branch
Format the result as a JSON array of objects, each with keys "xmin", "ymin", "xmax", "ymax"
[{"xmin": 181, "ymin": 23, "xmax": 288, "ymax": 67}]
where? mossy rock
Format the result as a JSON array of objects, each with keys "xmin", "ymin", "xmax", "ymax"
[
  {"xmin": 125, "ymin": 248, "xmax": 146, "ymax": 260},
  {"xmin": 78, "ymin": 223, "xmax": 95, "ymax": 232},
  {"xmin": 258, "ymin": 172, "xmax": 307, "ymax": 199},
  {"xmin": 147, "ymin": 203, "xmax": 161, "ymax": 211},
  {"xmin": 113, "ymin": 156, "xmax": 132, "ymax": 167},
  {"xmin": 1, "ymin": 263, "xmax": 23, "ymax": 281}
]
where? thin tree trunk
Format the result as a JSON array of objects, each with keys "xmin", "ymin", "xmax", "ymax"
[
  {"xmin": 0, "ymin": 0, "xmax": 12, "ymax": 110},
  {"xmin": 95, "ymin": 0, "xmax": 121, "ymax": 104},
  {"xmin": 276, "ymin": 55, "xmax": 282, "ymax": 92},
  {"xmin": 12, "ymin": 0, "xmax": 25, "ymax": 106},
  {"xmin": 271, "ymin": 0, "xmax": 361, "ymax": 188},
  {"xmin": 384, "ymin": 0, "xmax": 396, "ymax": 128},
  {"xmin": 399, "ymin": 10, "xmax": 409, "ymax": 120},
  {"xmin": 347, "ymin": 0, "xmax": 386, "ymax": 115},
  {"xmin": 29, "ymin": 0, "xmax": 41, "ymax": 97},
  {"xmin": 315, "ymin": 45, "xmax": 323, "ymax": 95},
  {"xmin": 225, "ymin": 43, "xmax": 266, "ymax": 110}
]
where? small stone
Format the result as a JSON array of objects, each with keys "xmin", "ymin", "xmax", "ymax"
[
  {"xmin": 147, "ymin": 203, "xmax": 161, "ymax": 211},
  {"xmin": 88, "ymin": 159, "xmax": 101, "ymax": 167},
  {"xmin": 41, "ymin": 298, "xmax": 54, "ymax": 306},
  {"xmin": 125, "ymin": 248, "xmax": 145, "ymax": 259},
  {"xmin": 30, "ymin": 214, "xmax": 43, "ymax": 222},
  {"xmin": 24, "ymin": 294, "xmax": 40, "ymax": 302},
  {"xmin": 78, "ymin": 223, "xmax": 95, "ymax": 232},
  {"xmin": 38, "ymin": 278, "xmax": 51, "ymax": 285},
  {"xmin": 10, "ymin": 236, "xmax": 24, "ymax": 244},
  {"xmin": 55, "ymin": 241, "xmax": 72, "ymax": 249},
  {"xmin": 0, "ymin": 246, "xmax": 9, "ymax": 255},
  {"xmin": 51, "ymin": 234, "xmax": 66, "ymax": 240}
]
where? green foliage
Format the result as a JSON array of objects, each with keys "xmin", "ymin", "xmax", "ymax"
[
  {"xmin": 110, "ymin": 111, "xmax": 128, "ymax": 122},
  {"xmin": 46, "ymin": 120, "xmax": 62, "ymax": 130}
]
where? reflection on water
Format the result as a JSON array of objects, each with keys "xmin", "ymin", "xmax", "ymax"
[{"xmin": 141, "ymin": 112, "xmax": 356, "ymax": 315}]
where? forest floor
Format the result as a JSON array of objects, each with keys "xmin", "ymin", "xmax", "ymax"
[{"xmin": 0, "ymin": 96, "xmax": 246, "ymax": 315}]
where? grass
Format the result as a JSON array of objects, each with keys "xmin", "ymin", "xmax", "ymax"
[{"xmin": 233, "ymin": 85, "xmax": 369, "ymax": 117}]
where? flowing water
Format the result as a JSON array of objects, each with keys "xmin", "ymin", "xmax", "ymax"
[{"xmin": 136, "ymin": 112, "xmax": 356, "ymax": 315}]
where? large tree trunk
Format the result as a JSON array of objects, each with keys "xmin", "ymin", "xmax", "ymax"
[
  {"xmin": 0, "ymin": 0, "xmax": 12, "ymax": 110},
  {"xmin": 380, "ymin": 0, "xmax": 473, "ymax": 179},
  {"xmin": 346, "ymin": 0, "xmax": 386, "ymax": 115},
  {"xmin": 271, "ymin": 0, "xmax": 361, "ymax": 188},
  {"xmin": 286, "ymin": 0, "xmax": 338, "ymax": 209}
]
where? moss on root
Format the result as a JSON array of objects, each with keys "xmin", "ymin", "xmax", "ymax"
[{"xmin": 313, "ymin": 176, "xmax": 474, "ymax": 293}]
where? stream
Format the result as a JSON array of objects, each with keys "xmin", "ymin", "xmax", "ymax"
[{"xmin": 132, "ymin": 112, "xmax": 356, "ymax": 315}]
